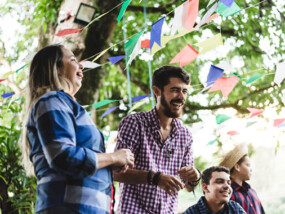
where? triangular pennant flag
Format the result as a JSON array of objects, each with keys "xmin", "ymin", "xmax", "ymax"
[
  {"xmin": 197, "ymin": 2, "xmax": 219, "ymax": 28},
  {"xmin": 92, "ymin": 47, "xmax": 111, "ymax": 62},
  {"xmin": 216, "ymin": 114, "xmax": 231, "ymax": 124},
  {"xmin": 205, "ymin": 13, "xmax": 219, "ymax": 23},
  {"xmin": 230, "ymin": 72, "xmax": 242, "ymax": 79},
  {"xmin": 0, "ymin": 79, "xmax": 5, "ymax": 83},
  {"xmin": 16, "ymin": 64, "xmax": 28, "ymax": 73},
  {"xmin": 150, "ymin": 17, "xmax": 165, "ymax": 49},
  {"xmin": 246, "ymin": 121, "xmax": 256, "ymax": 127},
  {"xmin": 221, "ymin": 0, "xmax": 235, "ymax": 8},
  {"xmin": 55, "ymin": 28, "xmax": 83, "ymax": 36},
  {"xmin": 141, "ymin": 39, "xmax": 150, "ymax": 48},
  {"xmin": 1, "ymin": 92, "xmax": 15, "ymax": 98},
  {"xmin": 206, "ymin": 65, "xmax": 224, "ymax": 86},
  {"xmin": 207, "ymin": 139, "xmax": 217, "ymax": 145},
  {"xmin": 80, "ymin": 61, "xmax": 101, "ymax": 69},
  {"xmin": 245, "ymin": 74, "xmax": 263, "ymax": 85},
  {"xmin": 101, "ymin": 106, "xmax": 119, "ymax": 118},
  {"xmin": 216, "ymin": 1, "xmax": 241, "ymax": 17},
  {"xmin": 92, "ymin": 100, "xmax": 118, "ymax": 109},
  {"xmin": 117, "ymin": 0, "xmax": 132, "ymax": 22},
  {"xmin": 208, "ymin": 76, "xmax": 239, "ymax": 97},
  {"xmin": 227, "ymin": 130, "xmax": 239, "ymax": 136},
  {"xmin": 128, "ymin": 99, "xmax": 148, "ymax": 113},
  {"xmin": 273, "ymin": 118, "xmax": 285, "ymax": 127},
  {"xmin": 151, "ymin": 36, "xmax": 173, "ymax": 55},
  {"xmin": 170, "ymin": 2, "xmax": 184, "ymax": 36},
  {"xmin": 274, "ymin": 61, "xmax": 285, "ymax": 86},
  {"xmin": 195, "ymin": 33, "xmax": 223, "ymax": 54},
  {"xmin": 182, "ymin": 0, "xmax": 199, "ymax": 31},
  {"xmin": 125, "ymin": 29, "xmax": 145, "ymax": 65},
  {"xmin": 247, "ymin": 107, "xmax": 263, "ymax": 118},
  {"xmin": 107, "ymin": 55, "xmax": 126, "ymax": 65},
  {"xmin": 170, "ymin": 44, "xmax": 198, "ymax": 67},
  {"xmin": 278, "ymin": 124, "xmax": 285, "ymax": 128},
  {"xmin": 131, "ymin": 94, "xmax": 150, "ymax": 102},
  {"xmin": 172, "ymin": 27, "xmax": 190, "ymax": 40}
]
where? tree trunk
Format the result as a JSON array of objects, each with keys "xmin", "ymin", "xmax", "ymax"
[{"xmin": 0, "ymin": 177, "xmax": 11, "ymax": 214}]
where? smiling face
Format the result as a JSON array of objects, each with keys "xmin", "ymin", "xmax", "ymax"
[
  {"xmin": 203, "ymin": 171, "xmax": 232, "ymax": 205},
  {"xmin": 59, "ymin": 47, "xmax": 84, "ymax": 95},
  {"xmin": 156, "ymin": 77, "xmax": 188, "ymax": 118}
]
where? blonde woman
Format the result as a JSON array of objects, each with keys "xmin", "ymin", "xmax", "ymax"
[{"xmin": 20, "ymin": 45, "xmax": 134, "ymax": 214}]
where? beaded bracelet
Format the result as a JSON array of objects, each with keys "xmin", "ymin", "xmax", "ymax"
[
  {"xmin": 147, "ymin": 170, "xmax": 154, "ymax": 185},
  {"xmin": 152, "ymin": 172, "xmax": 162, "ymax": 185}
]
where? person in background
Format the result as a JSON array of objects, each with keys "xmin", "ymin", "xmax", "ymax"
[
  {"xmin": 183, "ymin": 166, "xmax": 246, "ymax": 214},
  {"xmin": 20, "ymin": 45, "xmax": 134, "ymax": 214},
  {"xmin": 114, "ymin": 66, "xmax": 200, "ymax": 213},
  {"xmin": 219, "ymin": 144, "xmax": 265, "ymax": 214}
]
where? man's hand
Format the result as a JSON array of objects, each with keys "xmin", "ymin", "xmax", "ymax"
[
  {"xmin": 177, "ymin": 166, "xmax": 200, "ymax": 182},
  {"xmin": 157, "ymin": 174, "xmax": 184, "ymax": 196}
]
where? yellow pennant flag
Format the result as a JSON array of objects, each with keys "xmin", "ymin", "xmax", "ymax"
[
  {"xmin": 195, "ymin": 33, "xmax": 223, "ymax": 54},
  {"xmin": 128, "ymin": 99, "xmax": 148, "ymax": 114},
  {"xmin": 92, "ymin": 47, "xmax": 111, "ymax": 62},
  {"xmin": 150, "ymin": 36, "xmax": 173, "ymax": 55},
  {"xmin": 172, "ymin": 27, "xmax": 190, "ymax": 39}
]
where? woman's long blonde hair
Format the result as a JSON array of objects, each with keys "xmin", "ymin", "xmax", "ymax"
[{"xmin": 20, "ymin": 45, "xmax": 72, "ymax": 176}]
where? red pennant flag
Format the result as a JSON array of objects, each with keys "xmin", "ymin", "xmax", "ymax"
[
  {"xmin": 170, "ymin": 44, "xmax": 198, "ymax": 67},
  {"xmin": 55, "ymin": 28, "xmax": 84, "ymax": 36},
  {"xmin": 0, "ymin": 79, "xmax": 5, "ymax": 83},
  {"xmin": 227, "ymin": 131, "xmax": 239, "ymax": 136},
  {"xmin": 247, "ymin": 108, "xmax": 263, "ymax": 118},
  {"xmin": 141, "ymin": 39, "xmax": 150, "ymax": 48},
  {"xmin": 273, "ymin": 118, "xmax": 285, "ymax": 127}
]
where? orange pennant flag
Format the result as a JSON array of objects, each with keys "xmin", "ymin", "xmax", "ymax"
[
  {"xmin": 208, "ymin": 76, "xmax": 239, "ymax": 97},
  {"xmin": 55, "ymin": 28, "xmax": 84, "ymax": 36},
  {"xmin": 170, "ymin": 44, "xmax": 198, "ymax": 67},
  {"xmin": 247, "ymin": 108, "xmax": 264, "ymax": 118},
  {"xmin": 227, "ymin": 131, "xmax": 239, "ymax": 136}
]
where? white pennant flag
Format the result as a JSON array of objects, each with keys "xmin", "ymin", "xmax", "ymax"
[
  {"xmin": 80, "ymin": 61, "xmax": 101, "ymax": 69},
  {"xmin": 196, "ymin": 2, "xmax": 219, "ymax": 28},
  {"xmin": 274, "ymin": 61, "xmax": 285, "ymax": 86}
]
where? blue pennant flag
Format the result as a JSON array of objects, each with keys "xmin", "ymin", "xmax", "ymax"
[
  {"xmin": 221, "ymin": 0, "xmax": 235, "ymax": 8},
  {"xmin": 150, "ymin": 17, "xmax": 165, "ymax": 50},
  {"xmin": 108, "ymin": 55, "xmax": 126, "ymax": 65},
  {"xmin": 206, "ymin": 65, "xmax": 224, "ymax": 86},
  {"xmin": 101, "ymin": 106, "xmax": 119, "ymax": 118},
  {"xmin": 1, "ymin": 92, "xmax": 15, "ymax": 98},
  {"xmin": 132, "ymin": 94, "xmax": 151, "ymax": 103}
]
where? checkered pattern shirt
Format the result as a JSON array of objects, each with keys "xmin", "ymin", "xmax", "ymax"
[
  {"xmin": 115, "ymin": 108, "xmax": 194, "ymax": 214},
  {"xmin": 27, "ymin": 91, "xmax": 112, "ymax": 213},
  {"xmin": 231, "ymin": 180, "xmax": 265, "ymax": 214},
  {"xmin": 183, "ymin": 197, "xmax": 246, "ymax": 214}
]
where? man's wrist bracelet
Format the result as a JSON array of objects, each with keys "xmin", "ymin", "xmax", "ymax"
[
  {"xmin": 152, "ymin": 172, "xmax": 162, "ymax": 185},
  {"xmin": 188, "ymin": 168, "xmax": 201, "ymax": 186},
  {"xmin": 147, "ymin": 170, "xmax": 154, "ymax": 185}
]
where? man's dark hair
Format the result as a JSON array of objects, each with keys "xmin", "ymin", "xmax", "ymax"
[
  {"xmin": 152, "ymin": 66, "xmax": 190, "ymax": 91},
  {"xmin": 230, "ymin": 154, "xmax": 248, "ymax": 174},
  {"xmin": 202, "ymin": 166, "xmax": 230, "ymax": 185}
]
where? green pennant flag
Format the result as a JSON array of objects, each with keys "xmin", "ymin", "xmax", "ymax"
[
  {"xmin": 207, "ymin": 139, "xmax": 217, "ymax": 146},
  {"xmin": 246, "ymin": 121, "xmax": 256, "ymax": 127},
  {"xmin": 117, "ymin": 0, "xmax": 132, "ymax": 23},
  {"xmin": 230, "ymin": 72, "xmax": 242, "ymax": 79},
  {"xmin": 216, "ymin": 114, "xmax": 231, "ymax": 124},
  {"xmin": 215, "ymin": 2, "xmax": 242, "ymax": 17},
  {"xmin": 125, "ymin": 29, "xmax": 145, "ymax": 60},
  {"xmin": 16, "ymin": 64, "xmax": 28, "ymax": 73},
  {"xmin": 92, "ymin": 100, "xmax": 118, "ymax": 109},
  {"xmin": 245, "ymin": 74, "xmax": 263, "ymax": 85}
]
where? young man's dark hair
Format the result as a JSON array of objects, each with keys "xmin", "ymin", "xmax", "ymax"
[
  {"xmin": 202, "ymin": 166, "xmax": 230, "ymax": 185},
  {"xmin": 152, "ymin": 66, "xmax": 190, "ymax": 90}
]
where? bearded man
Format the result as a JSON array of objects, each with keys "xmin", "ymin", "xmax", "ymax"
[{"xmin": 114, "ymin": 66, "xmax": 200, "ymax": 214}]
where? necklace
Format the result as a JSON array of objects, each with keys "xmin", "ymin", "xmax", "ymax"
[{"xmin": 159, "ymin": 129, "xmax": 166, "ymax": 142}]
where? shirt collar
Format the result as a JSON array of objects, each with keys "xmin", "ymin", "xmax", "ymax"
[
  {"xmin": 231, "ymin": 179, "xmax": 251, "ymax": 191},
  {"xmin": 197, "ymin": 197, "xmax": 229, "ymax": 214}
]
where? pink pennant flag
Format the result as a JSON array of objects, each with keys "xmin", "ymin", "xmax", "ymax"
[
  {"xmin": 170, "ymin": 44, "xmax": 198, "ymax": 67},
  {"xmin": 55, "ymin": 28, "xmax": 84, "ymax": 36},
  {"xmin": 273, "ymin": 118, "xmax": 285, "ymax": 127},
  {"xmin": 208, "ymin": 76, "xmax": 239, "ymax": 97},
  {"xmin": 205, "ymin": 13, "xmax": 219, "ymax": 23},
  {"xmin": 227, "ymin": 131, "xmax": 239, "ymax": 136},
  {"xmin": 247, "ymin": 107, "xmax": 263, "ymax": 118},
  {"xmin": 182, "ymin": 0, "xmax": 199, "ymax": 31},
  {"xmin": 141, "ymin": 39, "xmax": 150, "ymax": 48}
]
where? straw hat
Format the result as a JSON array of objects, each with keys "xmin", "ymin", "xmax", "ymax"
[{"xmin": 219, "ymin": 144, "xmax": 248, "ymax": 170}]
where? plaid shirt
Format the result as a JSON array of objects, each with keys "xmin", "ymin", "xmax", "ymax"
[
  {"xmin": 231, "ymin": 180, "xmax": 265, "ymax": 214},
  {"xmin": 27, "ymin": 91, "xmax": 112, "ymax": 213},
  {"xmin": 115, "ymin": 108, "xmax": 194, "ymax": 214},
  {"xmin": 183, "ymin": 197, "xmax": 246, "ymax": 214}
]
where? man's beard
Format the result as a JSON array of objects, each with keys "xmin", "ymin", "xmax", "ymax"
[{"xmin": 160, "ymin": 92, "xmax": 183, "ymax": 118}]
